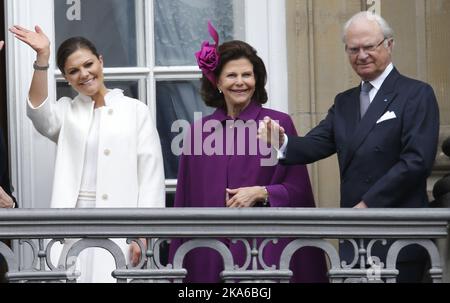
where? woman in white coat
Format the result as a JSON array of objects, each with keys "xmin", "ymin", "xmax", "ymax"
[{"xmin": 10, "ymin": 25, "xmax": 165, "ymax": 282}]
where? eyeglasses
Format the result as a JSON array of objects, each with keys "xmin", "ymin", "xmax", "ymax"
[{"xmin": 345, "ymin": 38, "xmax": 387, "ymax": 55}]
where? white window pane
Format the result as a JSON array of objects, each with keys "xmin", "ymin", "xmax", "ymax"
[
  {"xmin": 156, "ymin": 80, "xmax": 214, "ymax": 179},
  {"xmin": 57, "ymin": 80, "xmax": 140, "ymax": 100},
  {"xmin": 154, "ymin": 0, "xmax": 245, "ymax": 66},
  {"xmin": 54, "ymin": 0, "xmax": 142, "ymax": 67}
]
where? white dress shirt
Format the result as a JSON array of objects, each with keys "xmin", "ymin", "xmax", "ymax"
[{"xmin": 278, "ymin": 63, "xmax": 395, "ymax": 159}]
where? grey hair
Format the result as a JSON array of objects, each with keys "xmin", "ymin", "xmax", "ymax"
[{"xmin": 342, "ymin": 11, "xmax": 394, "ymax": 43}]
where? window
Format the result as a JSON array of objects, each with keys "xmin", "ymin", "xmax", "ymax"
[{"xmin": 55, "ymin": 0, "xmax": 141, "ymax": 68}]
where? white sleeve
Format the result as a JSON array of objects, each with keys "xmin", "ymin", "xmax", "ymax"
[
  {"xmin": 277, "ymin": 134, "xmax": 289, "ymax": 160},
  {"xmin": 136, "ymin": 103, "xmax": 166, "ymax": 208},
  {"xmin": 26, "ymin": 96, "xmax": 66, "ymax": 143}
]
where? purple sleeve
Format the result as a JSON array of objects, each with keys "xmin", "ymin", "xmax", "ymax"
[
  {"xmin": 265, "ymin": 115, "xmax": 316, "ymax": 208},
  {"xmin": 173, "ymin": 121, "xmax": 198, "ymax": 208},
  {"xmin": 173, "ymin": 152, "xmax": 188, "ymax": 208},
  {"xmin": 169, "ymin": 134, "xmax": 192, "ymax": 262}
]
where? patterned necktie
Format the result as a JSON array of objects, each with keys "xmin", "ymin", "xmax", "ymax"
[{"xmin": 360, "ymin": 82, "xmax": 373, "ymax": 119}]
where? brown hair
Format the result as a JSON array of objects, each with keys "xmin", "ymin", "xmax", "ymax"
[
  {"xmin": 200, "ymin": 40, "xmax": 268, "ymax": 109},
  {"xmin": 57, "ymin": 37, "xmax": 100, "ymax": 74}
]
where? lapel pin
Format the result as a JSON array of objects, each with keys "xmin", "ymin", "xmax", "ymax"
[{"xmin": 384, "ymin": 99, "xmax": 388, "ymax": 102}]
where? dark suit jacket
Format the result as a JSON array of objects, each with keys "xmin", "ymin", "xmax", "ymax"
[
  {"xmin": 0, "ymin": 130, "xmax": 15, "ymax": 205},
  {"xmin": 283, "ymin": 68, "xmax": 440, "ymax": 263},
  {"xmin": 0, "ymin": 129, "xmax": 15, "ymax": 282}
]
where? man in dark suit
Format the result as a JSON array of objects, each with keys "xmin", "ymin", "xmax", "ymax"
[
  {"xmin": 259, "ymin": 12, "xmax": 439, "ymax": 282},
  {"xmin": 1, "ymin": 40, "xmax": 17, "ymax": 283},
  {"xmin": 0, "ymin": 40, "xmax": 15, "ymax": 209},
  {"xmin": 0, "ymin": 131, "xmax": 15, "ymax": 209},
  {"xmin": 0, "ymin": 129, "xmax": 16, "ymax": 283}
]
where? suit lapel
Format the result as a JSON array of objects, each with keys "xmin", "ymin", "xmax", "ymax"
[
  {"xmin": 341, "ymin": 69, "xmax": 400, "ymax": 175},
  {"xmin": 343, "ymin": 89, "xmax": 361, "ymax": 141}
]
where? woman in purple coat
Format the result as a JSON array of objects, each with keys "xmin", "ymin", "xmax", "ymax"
[{"xmin": 169, "ymin": 23, "xmax": 328, "ymax": 283}]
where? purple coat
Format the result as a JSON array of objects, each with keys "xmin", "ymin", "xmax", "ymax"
[{"xmin": 169, "ymin": 101, "xmax": 328, "ymax": 283}]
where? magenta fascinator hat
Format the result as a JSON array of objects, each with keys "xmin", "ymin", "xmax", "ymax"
[{"xmin": 195, "ymin": 21, "xmax": 220, "ymax": 87}]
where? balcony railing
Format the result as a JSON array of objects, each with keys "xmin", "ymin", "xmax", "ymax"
[{"xmin": 1, "ymin": 208, "xmax": 449, "ymax": 283}]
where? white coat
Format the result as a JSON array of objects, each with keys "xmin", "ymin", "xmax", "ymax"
[{"xmin": 27, "ymin": 89, "xmax": 165, "ymax": 209}]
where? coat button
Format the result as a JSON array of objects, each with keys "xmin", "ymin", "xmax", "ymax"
[
  {"xmin": 104, "ymin": 149, "xmax": 111, "ymax": 156},
  {"xmin": 102, "ymin": 194, "xmax": 108, "ymax": 201},
  {"xmin": 108, "ymin": 109, "xmax": 114, "ymax": 115}
]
